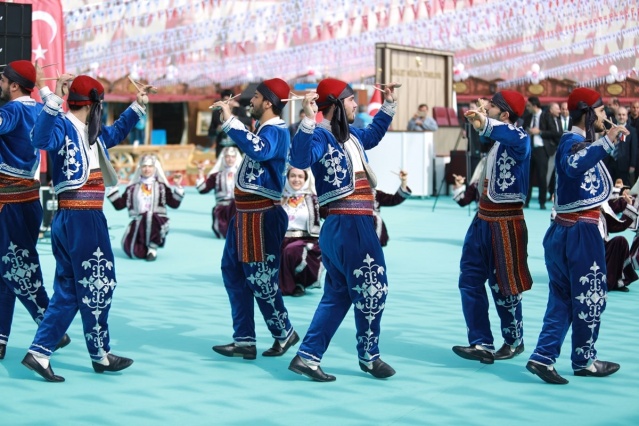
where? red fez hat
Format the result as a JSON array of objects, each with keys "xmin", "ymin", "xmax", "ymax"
[
  {"xmin": 2, "ymin": 60, "xmax": 36, "ymax": 92},
  {"xmin": 492, "ymin": 90, "xmax": 526, "ymax": 119},
  {"xmin": 568, "ymin": 88, "xmax": 602, "ymax": 111},
  {"xmin": 68, "ymin": 75, "xmax": 104, "ymax": 106},
  {"xmin": 257, "ymin": 78, "xmax": 290, "ymax": 110},
  {"xmin": 316, "ymin": 78, "xmax": 354, "ymax": 112}
]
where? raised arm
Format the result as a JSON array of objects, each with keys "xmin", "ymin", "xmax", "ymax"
[
  {"xmin": 196, "ymin": 172, "xmax": 218, "ymax": 194},
  {"xmin": 221, "ymin": 118, "xmax": 284, "ymax": 162},
  {"xmin": 559, "ymin": 126, "xmax": 628, "ymax": 178},
  {"xmin": 479, "ymin": 118, "xmax": 530, "ymax": 160},
  {"xmin": 350, "ymin": 101, "xmax": 396, "ymax": 150},
  {"xmin": 290, "ymin": 92, "xmax": 330, "ymax": 169},
  {"xmin": 106, "ymin": 187, "xmax": 128, "ymax": 210},
  {"xmin": 164, "ymin": 182, "xmax": 185, "ymax": 209},
  {"xmin": 100, "ymin": 103, "xmax": 146, "ymax": 149},
  {"xmin": 31, "ymin": 92, "xmax": 67, "ymax": 151}
]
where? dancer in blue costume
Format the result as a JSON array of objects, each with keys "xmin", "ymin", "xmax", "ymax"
[
  {"xmin": 288, "ymin": 78, "xmax": 398, "ymax": 382},
  {"xmin": 526, "ymin": 87, "xmax": 629, "ymax": 385},
  {"xmin": 210, "ymin": 78, "xmax": 299, "ymax": 361},
  {"xmin": 0, "ymin": 61, "xmax": 70, "ymax": 360},
  {"xmin": 452, "ymin": 91, "xmax": 533, "ymax": 365},
  {"xmin": 22, "ymin": 74, "xmax": 149, "ymax": 382}
]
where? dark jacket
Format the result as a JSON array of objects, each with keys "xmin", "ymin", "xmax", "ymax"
[
  {"xmin": 615, "ymin": 124, "xmax": 639, "ymax": 174},
  {"xmin": 523, "ymin": 110, "xmax": 562, "ymax": 156}
]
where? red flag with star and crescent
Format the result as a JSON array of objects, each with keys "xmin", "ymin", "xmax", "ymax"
[
  {"xmin": 14, "ymin": 0, "xmax": 65, "ymax": 102},
  {"xmin": 367, "ymin": 85, "xmax": 382, "ymax": 117}
]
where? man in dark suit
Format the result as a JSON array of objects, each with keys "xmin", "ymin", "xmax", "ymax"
[
  {"xmin": 603, "ymin": 107, "xmax": 638, "ymax": 185},
  {"xmin": 629, "ymin": 101, "xmax": 639, "ymax": 183},
  {"xmin": 524, "ymin": 98, "xmax": 561, "ymax": 209},
  {"xmin": 559, "ymin": 101, "xmax": 572, "ymax": 132},
  {"xmin": 548, "ymin": 102, "xmax": 573, "ymax": 197}
]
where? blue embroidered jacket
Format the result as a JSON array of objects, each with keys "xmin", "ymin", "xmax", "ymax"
[
  {"xmin": 289, "ymin": 101, "xmax": 396, "ymax": 205},
  {"xmin": 31, "ymin": 90, "xmax": 145, "ymax": 194},
  {"xmin": 554, "ymin": 130, "xmax": 614, "ymax": 213},
  {"xmin": 0, "ymin": 96, "xmax": 43, "ymax": 178},
  {"xmin": 479, "ymin": 118, "xmax": 531, "ymax": 203},
  {"xmin": 222, "ymin": 116, "xmax": 289, "ymax": 200}
]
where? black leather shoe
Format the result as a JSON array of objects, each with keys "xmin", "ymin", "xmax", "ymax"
[
  {"xmin": 0, "ymin": 343, "xmax": 6, "ymax": 360},
  {"xmin": 359, "ymin": 358, "xmax": 396, "ymax": 379},
  {"xmin": 452, "ymin": 345, "xmax": 495, "ymax": 364},
  {"xmin": 288, "ymin": 355, "xmax": 336, "ymax": 382},
  {"xmin": 526, "ymin": 361, "xmax": 568, "ymax": 384},
  {"xmin": 611, "ymin": 286, "xmax": 630, "ymax": 292},
  {"xmin": 212, "ymin": 343, "xmax": 257, "ymax": 360},
  {"xmin": 22, "ymin": 353, "xmax": 65, "ymax": 382},
  {"xmin": 92, "ymin": 353, "xmax": 134, "ymax": 373},
  {"xmin": 55, "ymin": 334, "xmax": 71, "ymax": 351},
  {"xmin": 262, "ymin": 331, "xmax": 300, "ymax": 357},
  {"xmin": 574, "ymin": 360, "xmax": 620, "ymax": 377},
  {"xmin": 494, "ymin": 343, "xmax": 525, "ymax": 360}
]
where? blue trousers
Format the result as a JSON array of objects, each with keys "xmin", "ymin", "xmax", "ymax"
[
  {"xmin": 297, "ymin": 215, "xmax": 388, "ymax": 364},
  {"xmin": 0, "ymin": 201, "xmax": 50, "ymax": 344},
  {"xmin": 221, "ymin": 206, "xmax": 293, "ymax": 344},
  {"xmin": 458, "ymin": 216, "xmax": 524, "ymax": 350},
  {"xmin": 29, "ymin": 210, "xmax": 116, "ymax": 360},
  {"xmin": 530, "ymin": 221, "xmax": 607, "ymax": 370}
]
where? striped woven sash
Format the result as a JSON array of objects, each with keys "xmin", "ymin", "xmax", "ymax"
[
  {"xmin": 326, "ymin": 171, "xmax": 375, "ymax": 216},
  {"xmin": 0, "ymin": 173, "xmax": 40, "ymax": 204},
  {"xmin": 554, "ymin": 208, "xmax": 600, "ymax": 226},
  {"xmin": 58, "ymin": 169, "xmax": 105, "ymax": 210},
  {"xmin": 234, "ymin": 188, "xmax": 276, "ymax": 263},
  {"xmin": 478, "ymin": 195, "xmax": 532, "ymax": 296}
]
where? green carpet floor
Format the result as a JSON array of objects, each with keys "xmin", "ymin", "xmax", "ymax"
[{"xmin": 2, "ymin": 188, "xmax": 638, "ymax": 425}]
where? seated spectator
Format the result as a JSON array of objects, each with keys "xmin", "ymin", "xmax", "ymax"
[
  {"xmin": 107, "ymin": 154, "xmax": 184, "ymax": 261},
  {"xmin": 374, "ymin": 170, "xmax": 412, "ymax": 246},
  {"xmin": 599, "ymin": 183, "xmax": 638, "ymax": 292},
  {"xmin": 196, "ymin": 147, "xmax": 242, "ymax": 238},
  {"xmin": 279, "ymin": 167, "xmax": 322, "ymax": 297},
  {"xmin": 407, "ymin": 104, "xmax": 438, "ymax": 131}
]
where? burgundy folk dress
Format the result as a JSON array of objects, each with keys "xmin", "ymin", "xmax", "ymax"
[
  {"xmin": 279, "ymin": 192, "xmax": 322, "ymax": 295},
  {"xmin": 373, "ymin": 185, "xmax": 411, "ymax": 247},
  {"xmin": 601, "ymin": 197, "xmax": 639, "ymax": 290},
  {"xmin": 196, "ymin": 170, "xmax": 237, "ymax": 238},
  {"xmin": 108, "ymin": 179, "xmax": 184, "ymax": 259}
]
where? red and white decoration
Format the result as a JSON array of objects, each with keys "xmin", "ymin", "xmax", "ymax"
[{"xmin": 50, "ymin": 0, "xmax": 639, "ymax": 87}]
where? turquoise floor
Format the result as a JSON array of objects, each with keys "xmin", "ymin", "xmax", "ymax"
[{"xmin": 2, "ymin": 188, "xmax": 638, "ymax": 425}]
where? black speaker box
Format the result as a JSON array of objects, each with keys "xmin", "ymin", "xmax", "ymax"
[
  {"xmin": 0, "ymin": 2, "xmax": 32, "ymax": 64},
  {"xmin": 2, "ymin": 36, "xmax": 32, "ymax": 63},
  {"xmin": 2, "ymin": 2, "xmax": 32, "ymax": 35}
]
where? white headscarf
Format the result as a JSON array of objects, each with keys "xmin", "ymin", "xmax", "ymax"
[
  {"xmin": 130, "ymin": 154, "xmax": 169, "ymax": 185},
  {"xmin": 208, "ymin": 146, "xmax": 242, "ymax": 177},
  {"xmin": 282, "ymin": 167, "xmax": 315, "ymax": 199}
]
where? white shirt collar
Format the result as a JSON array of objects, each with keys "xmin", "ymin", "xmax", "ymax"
[
  {"xmin": 571, "ymin": 126, "xmax": 586, "ymax": 137},
  {"xmin": 66, "ymin": 111, "xmax": 87, "ymax": 133},
  {"xmin": 14, "ymin": 95, "xmax": 36, "ymax": 105},
  {"xmin": 256, "ymin": 116, "xmax": 284, "ymax": 128}
]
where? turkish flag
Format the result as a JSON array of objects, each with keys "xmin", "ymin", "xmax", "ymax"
[
  {"xmin": 368, "ymin": 85, "xmax": 382, "ymax": 117},
  {"xmin": 14, "ymin": 0, "xmax": 65, "ymax": 101}
]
